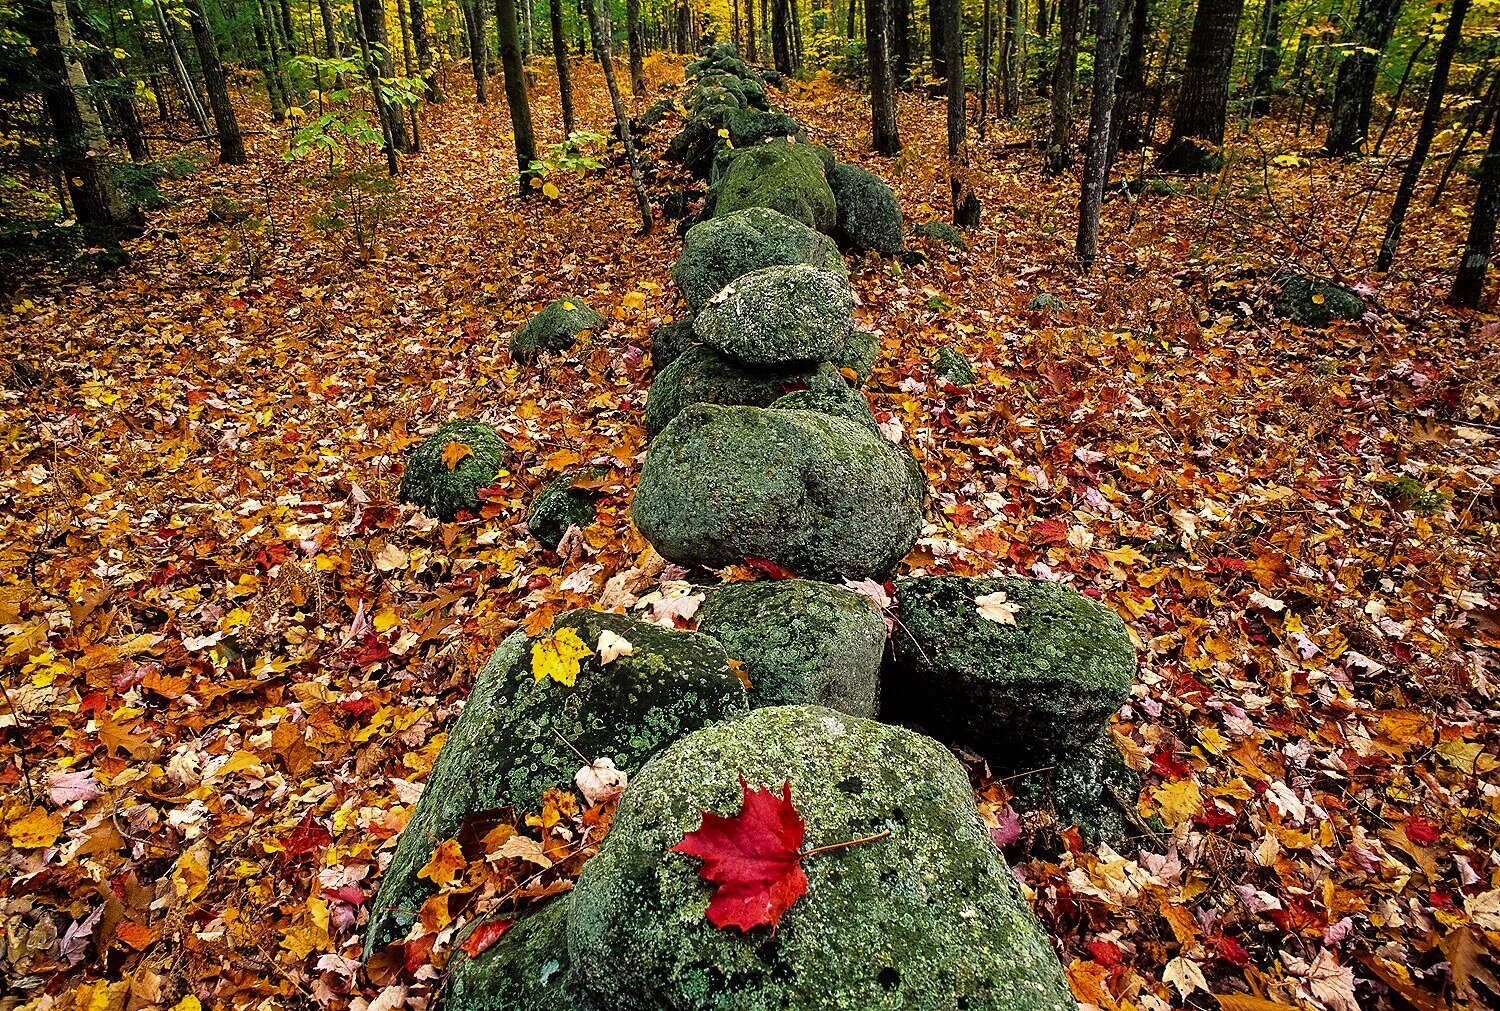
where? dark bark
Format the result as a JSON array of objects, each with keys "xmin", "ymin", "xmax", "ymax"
[
  {"xmin": 930, "ymin": 0, "xmax": 947, "ymax": 79},
  {"xmin": 1249, "ymin": 0, "xmax": 1284, "ymax": 116},
  {"xmin": 1377, "ymin": 0, "xmax": 1469, "ymax": 271},
  {"xmin": 250, "ymin": 4, "xmax": 287, "ymax": 118},
  {"xmin": 183, "ymin": 0, "xmax": 246, "ymax": 164},
  {"xmin": 1001, "ymin": 0, "xmax": 1019, "ymax": 116},
  {"xmin": 1157, "ymin": 0, "xmax": 1246, "ymax": 173},
  {"xmin": 746, "ymin": 0, "xmax": 757, "ymax": 61},
  {"xmin": 893, "ymin": 0, "xmax": 909, "ymax": 73},
  {"xmin": 1371, "ymin": 34, "xmax": 1427, "ymax": 156},
  {"xmin": 627, "ymin": 0, "xmax": 646, "ymax": 96},
  {"xmin": 258, "ymin": 0, "xmax": 294, "ymax": 111},
  {"xmin": 355, "ymin": 0, "xmax": 410, "ymax": 150},
  {"xmin": 868, "ymin": 0, "xmax": 900, "ymax": 152},
  {"xmin": 318, "ymin": 0, "xmax": 342, "ymax": 60},
  {"xmin": 279, "ymin": 0, "xmax": 295, "ymax": 48},
  {"xmin": 352, "ymin": 0, "xmax": 401, "ymax": 172},
  {"xmin": 1036, "ymin": 0, "xmax": 1048, "ymax": 36},
  {"xmin": 411, "ymin": 0, "xmax": 442, "ymax": 100},
  {"xmin": 68, "ymin": 2, "xmax": 150, "ymax": 160},
  {"xmin": 978, "ymin": 0, "xmax": 992, "ymax": 131},
  {"xmin": 464, "ymin": 0, "xmax": 488, "ymax": 102},
  {"xmin": 496, "ymin": 0, "xmax": 539, "ymax": 192},
  {"xmin": 772, "ymin": 0, "xmax": 793, "ymax": 74},
  {"xmin": 584, "ymin": 0, "xmax": 652, "ymax": 232},
  {"xmin": 153, "ymin": 0, "xmax": 211, "ymax": 132},
  {"xmin": 942, "ymin": 0, "xmax": 979, "ymax": 224},
  {"xmin": 550, "ymin": 0, "xmax": 575, "ymax": 133},
  {"xmin": 1433, "ymin": 71, "xmax": 1499, "ymax": 207},
  {"xmin": 1450, "ymin": 93, "xmax": 1500, "ymax": 307},
  {"xmin": 1044, "ymin": 0, "xmax": 1080, "ymax": 173},
  {"xmin": 847, "ymin": 0, "xmax": 858, "ymax": 37},
  {"xmin": 1322, "ymin": 0, "xmax": 1405, "ymax": 156},
  {"xmin": 1076, "ymin": 0, "xmax": 1126, "ymax": 270},
  {"xmin": 1114, "ymin": 0, "xmax": 1148, "ymax": 151}
]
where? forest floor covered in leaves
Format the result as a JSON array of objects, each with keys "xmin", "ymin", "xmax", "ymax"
[{"xmin": 3, "ymin": 54, "xmax": 1499, "ymax": 1011}]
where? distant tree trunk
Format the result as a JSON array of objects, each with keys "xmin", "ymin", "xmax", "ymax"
[
  {"xmin": 1157, "ymin": 0, "xmax": 1245, "ymax": 172},
  {"xmin": 68, "ymin": 1, "xmax": 150, "ymax": 161},
  {"xmin": 746, "ymin": 0, "xmax": 758, "ymax": 60},
  {"xmin": 1249, "ymin": 0, "xmax": 1284, "ymax": 116},
  {"xmin": 1433, "ymin": 71, "xmax": 1498, "ymax": 206},
  {"xmin": 627, "ymin": 0, "xmax": 646, "ymax": 96},
  {"xmin": 733, "ymin": 0, "xmax": 741, "ymax": 48},
  {"xmin": 1114, "ymin": 0, "xmax": 1148, "ymax": 151},
  {"xmin": 1001, "ymin": 0, "xmax": 1019, "ymax": 116},
  {"xmin": 1322, "ymin": 0, "xmax": 1405, "ymax": 155},
  {"xmin": 930, "ymin": 0, "xmax": 946, "ymax": 78},
  {"xmin": 1451, "ymin": 96, "xmax": 1500, "ymax": 307},
  {"xmin": 550, "ymin": 0, "xmax": 575, "ymax": 133},
  {"xmin": 279, "ymin": 0, "xmax": 295, "ymax": 48},
  {"xmin": 790, "ymin": 0, "xmax": 805, "ymax": 66},
  {"xmin": 1044, "ymin": 0, "xmax": 1080, "ymax": 173},
  {"xmin": 412, "ymin": 0, "xmax": 442, "ymax": 101},
  {"xmin": 497, "ymin": 0, "xmax": 539, "ymax": 192},
  {"xmin": 318, "ymin": 0, "xmax": 342, "ymax": 61},
  {"xmin": 772, "ymin": 0, "xmax": 792, "ymax": 73},
  {"xmin": 1377, "ymin": 0, "xmax": 1468, "ymax": 271},
  {"xmin": 1371, "ymin": 33, "xmax": 1427, "ymax": 156},
  {"xmin": 259, "ymin": 0, "xmax": 295, "ymax": 109},
  {"xmin": 182, "ymin": 0, "xmax": 246, "ymax": 163},
  {"xmin": 893, "ymin": 0, "xmax": 909, "ymax": 73},
  {"xmin": 1076, "ymin": 0, "xmax": 1125, "ymax": 269},
  {"xmin": 353, "ymin": 0, "xmax": 401, "ymax": 172},
  {"xmin": 584, "ymin": 0, "xmax": 652, "ymax": 232},
  {"xmin": 152, "ymin": 0, "xmax": 211, "ymax": 133},
  {"xmin": 978, "ymin": 0, "xmax": 992, "ymax": 131},
  {"xmin": 1035, "ymin": 0, "xmax": 1048, "ymax": 36},
  {"xmin": 942, "ymin": 0, "xmax": 979, "ymax": 224},
  {"xmin": 250, "ymin": 3, "xmax": 288, "ymax": 118},
  {"xmin": 21, "ymin": 0, "xmax": 142, "ymax": 244},
  {"xmin": 355, "ymin": 0, "xmax": 410, "ymax": 150},
  {"xmin": 868, "ymin": 0, "xmax": 900, "ymax": 152},
  {"xmin": 463, "ymin": 0, "xmax": 487, "ymax": 100}
]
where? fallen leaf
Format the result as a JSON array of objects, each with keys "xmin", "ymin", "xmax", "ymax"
[
  {"xmin": 596, "ymin": 629, "xmax": 633, "ymax": 663},
  {"xmin": 9, "ymin": 807, "xmax": 62, "ymax": 849},
  {"xmin": 416, "ymin": 838, "xmax": 465, "ymax": 886},
  {"xmin": 975, "ymin": 590, "xmax": 1020, "ymax": 624},
  {"xmin": 440, "ymin": 440, "xmax": 474, "ymax": 470},
  {"xmin": 532, "ymin": 627, "xmax": 592, "ymax": 686},
  {"xmin": 459, "ymin": 919, "xmax": 514, "ymax": 958}
]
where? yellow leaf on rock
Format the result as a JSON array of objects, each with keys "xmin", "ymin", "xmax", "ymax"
[
  {"xmin": 441, "ymin": 440, "xmax": 474, "ymax": 470},
  {"xmin": 532, "ymin": 628, "xmax": 592, "ymax": 686},
  {"xmin": 9, "ymin": 806, "xmax": 62, "ymax": 849},
  {"xmin": 417, "ymin": 838, "xmax": 466, "ymax": 886}
]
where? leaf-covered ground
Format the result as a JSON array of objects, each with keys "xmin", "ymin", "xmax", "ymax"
[{"xmin": 3, "ymin": 56, "xmax": 1498, "ymax": 1011}]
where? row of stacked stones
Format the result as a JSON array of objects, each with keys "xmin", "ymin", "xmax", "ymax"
[{"xmin": 381, "ymin": 44, "xmax": 1141, "ymax": 1010}]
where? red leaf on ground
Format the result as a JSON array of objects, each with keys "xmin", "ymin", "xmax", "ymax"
[
  {"xmin": 1405, "ymin": 816, "xmax": 1440, "ymax": 846},
  {"xmin": 282, "ymin": 810, "xmax": 333, "ymax": 863},
  {"xmin": 459, "ymin": 919, "xmax": 514, "ymax": 958},
  {"xmin": 1029, "ymin": 518, "xmax": 1070, "ymax": 544},
  {"xmin": 1088, "ymin": 940, "xmax": 1124, "ymax": 967},
  {"xmin": 671, "ymin": 777, "xmax": 808, "ymax": 931}
]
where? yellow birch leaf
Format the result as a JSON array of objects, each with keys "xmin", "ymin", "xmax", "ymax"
[{"xmin": 543, "ymin": 181, "xmax": 561, "ymax": 200}]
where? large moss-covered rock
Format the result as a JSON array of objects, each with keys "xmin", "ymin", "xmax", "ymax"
[
  {"xmin": 1274, "ymin": 275, "xmax": 1365, "ymax": 328},
  {"xmin": 673, "ymin": 208, "xmax": 846, "ymax": 313},
  {"xmin": 365, "ymin": 611, "xmax": 745, "ymax": 952},
  {"xmin": 633, "ymin": 404, "xmax": 924, "ymax": 581},
  {"xmin": 446, "ymin": 899, "xmax": 588, "ymax": 1009},
  {"xmin": 768, "ymin": 379, "xmax": 878, "ymax": 432},
  {"xmin": 1011, "ymin": 737, "xmax": 1144, "ymax": 853},
  {"xmin": 828, "ymin": 162, "xmax": 904, "ymax": 256},
  {"xmin": 697, "ymin": 580, "xmax": 886, "ymax": 715},
  {"xmin": 886, "ymin": 576, "xmax": 1134, "ymax": 765},
  {"xmin": 526, "ymin": 467, "xmax": 605, "ymax": 549},
  {"xmin": 710, "ymin": 141, "xmax": 837, "ymax": 233},
  {"xmin": 644, "ymin": 346, "xmax": 845, "ymax": 436},
  {"xmin": 398, "ymin": 419, "xmax": 506, "ymax": 521},
  {"xmin": 510, "ymin": 296, "xmax": 607, "ymax": 365},
  {"xmin": 568, "ymin": 706, "xmax": 1075, "ymax": 1011},
  {"xmin": 834, "ymin": 325, "xmax": 878, "ymax": 383},
  {"xmin": 693, "ymin": 264, "xmax": 854, "ymax": 366},
  {"xmin": 651, "ymin": 318, "xmax": 697, "ymax": 369}
]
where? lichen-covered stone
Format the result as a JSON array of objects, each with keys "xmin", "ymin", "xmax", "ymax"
[
  {"xmin": 644, "ymin": 346, "xmax": 845, "ymax": 436},
  {"xmin": 398, "ymin": 419, "xmax": 506, "ymax": 521},
  {"xmin": 1274, "ymin": 275, "xmax": 1365, "ymax": 328},
  {"xmin": 1011, "ymin": 737, "xmax": 1143, "ymax": 854},
  {"xmin": 526, "ymin": 467, "xmax": 605, "ymax": 549},
  {"xmin": 365, "ymin": 612, "xmax": 745, "ymax": 952},
  {"xmin": 641, "ymin": 97, "xmax": 677, "ymax": 126},
  {"xmin": 632, "ymin": 404, "xmax": 924, "ymax": 581},
  {"xmin": 446, "ymin": 899, "xmax": 589, "ymax": 1009},
  {"xmin": 912, "ymin": 220, "xmax": 968, "ymax": 250},
  {"xmin": 697, "ymin": 581, "xmax": 886, "ymax": 715},
  {"xmin": 693, "ymin": 264, "xmax": 854, "ymax": 366},
  {"xmin": 651, "ymin": 318, "xmax": 697, "ymax": 368},
  {"xmin": 768, "ymin": 379, "xmax": 877, "ymax": 432},
  {"xmin": 673, "ymin": 208, "xmax": 846, "ymax": 312},
  {"xmin": 886, "ymin": 576, "xmax": 1135, "ymax": 765},
  {"xmin": 833, "ymin": 326, "xmax": 878, "ymax": 383},
  {"xmin": 828, "ymin": 162, "xmax": 904, "ymax": 256},
  {"xmin": 510, "ymin": 296, "xmax": 607, "ymax": 365},
  {"xmin": 568, "ymin": 706, "xmax": 1075, "ymax": 1011},
  {"xmin": 935, "ymin": 346, "xmax": 975, "ymax": 385},
  {"xmin": 709, "ymin": 141, "xmax": 836, "ymax": 233}
]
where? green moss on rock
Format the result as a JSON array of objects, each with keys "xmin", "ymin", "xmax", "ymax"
[
  {"xmin": 673, "ymin": 208, "xmax": 846, "ymax": 312},
  {"xmin": 632, "ymin": 404, "xmax": 924, "ymax": 581},
  {"xmin": 1274, "ymin": 276, "xmax": 1365, "ymax": 328},
  {"xmin": 644, "ymin": 346, "xmax": 845, "ymax": 436},
  {"xmin": 446, "ymin": 899, "xmax": 587, "ymax": 1009},
  {"xmin": 935, "ymin": 346, "xmax": 975, "ymax": 385},
  {"xmin": 710, "ymin": 141, "xmax": 837, "ymax": 233},
  {"xmin": 365, "ymin": 611, "xmax": 746, "ymax": 952},
  {"xmin": 912, "ymin": 220, "xmax": 968, "ymax": 250},
  {"xmin": 693, "ymin": 264, "xmax": 854, "ymax": 366},
  {"xmin": 567, "ymin": 705, "xmax": 1075, "ymax": 1011},
  {"xmin": 398, "ymin": 419, "xmax": 506, "ymax": 521},
  {"xmin": 768, "ymin": 379, "xmax": 878, "ymax": 432},
  {"xmin": 697, "ymin": 580, "xmax": 886, "ymax": 715},
  {"xmin": 527, "ymin": 467, "xmax": 605, "ymax": 549},
  {"xmin": 887, "ymin": 576, "xmax": 1135, "ymax": 766},
  {"xmin": 1011, "ymin": 737, "xmax": 1143, "ymax": 854},
  {"xmin": 651, "ymin": 319, "xmax": 697, "ymax": 369},
  {"xmin": 510, "ymin": 296, "xmax": 607, "ymax": 365},
  {"xmin": 828, "ymin": 162, "xmax": 904, "ymax": 256}
]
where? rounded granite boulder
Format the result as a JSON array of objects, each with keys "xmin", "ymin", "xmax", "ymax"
[
  {"xmin": 446, "ymin": 898, "xmax": 587, "ymax": 1009},
  {"xmin": 696, "ymin": 580, "xmax": 887, "ymax": 715},
  {"xmin": 692, "ymin": 264, "xmax": 854, "ymax": 366},
  {"xmin": 828, "ymin": 162, "xmax": 905, "ymax": 256},
  {"xmin": 567, "ymin": 705, "xmax": 1076, "ymax": 1011},
  {"xmin": 398, "ymin": 419, "xmax": 507, "ymax": 521},
  {"xmin": 673, "ymin": 208, "xmax": 847, "ymax": 313},
  {"xmin": 1274, "ymin": 275, "xmax": 1365, "ymax": 328},
  {"xmin": 886, "ymin": 576, "xmax": 1135, "ymax": 764},
  {"xmin": 632, "ymin": 404, "xmax": 924, "ymax": 582},
  {"xmin": 644, "ymin": 346, "xmax": 847, "ymax": 437},
  {"xmin": 526, "ymin": 466, "xmax": 605, "ymax": 549},
  {"xmin": 709, "ymin": 141, "xmax": 837, "ymax": 233}
]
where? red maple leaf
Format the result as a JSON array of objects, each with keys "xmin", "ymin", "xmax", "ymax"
[
  {"xmin": 744, "ymin": 556, "xmax": 798, "ymax": 580},
  {"xmin": 459, "ymin": 918, "xmax": 514, "ymax": 958},
  {"xmin": 281, "ymin": 810, "xmax": 333, "ymax": 864},
  {"xmin": 672, "ymin": 778, "xmax": 809, "ymax": 931}
]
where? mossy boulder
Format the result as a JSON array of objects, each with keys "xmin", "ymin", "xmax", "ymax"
[
  {"xmin": 527, "ymin": 467, "xmax": 605, "ymax": 549},
  {"xmin": 768, "ymin": 379, "xmax": 878, "ymax": 432},
  {"xmin": 1011, "ymin": 737, "xmax": 1143, "ymax": 853},
  {"xmin": 886, "ymin": 576, "xmax": 1135, "ymax": 766},
  {"xmin": 697, "ymin": 580, "xmax": 886, "ymax": 715},
  {"xmin": 510, "ymin": 296, "xmax": 607, "ymax": 365},
  {"xmin": 710, "ymin": 141, "xmax": 837, "ymax": 233},
  {"xmin": 1274, "ymin": 275, "xmax": 1365, "ymax": 327},
  {"xmin": 693, "ymin": 264, "xmax": 854, "ymax": 366},
  {"xmin": 567, "ymin": 705, "xmax": 1075, "ymax": 1011},
  {"xmin": 723, "ymin": 105, "xmax": 802, "ymax": 146},
  {"xmin": 644, "ymin": 346, "xmax": 845, "ymax": 436},
  {"xmin": 833, "ymin": 326, "xmax": 878, "ymax": 383},
  {"xmin": 912, "ymin": 220, "xmax": 968, "ymax": 251},
  {"xmin": 935, "ymin": 346, "xmax": 975, "ymax": 385},
  {"xmin": 828, "ymin": 162, "xmax": 904, "ymax": 256},
  {"xmin": 633, "ymin": 404, "xmax": 924, "ymax": 581},
  {"xmin": 398, "ymin": 419, "xmax": 506, "ymax": 521},
  {"xmin": 673, "ymin": 208, "xmax": 846, "ymax": 313},
  {"xmin": 651, "ymin": 318, "xmax": 697, "ymax": 368},
  {"xmin": 446, "ymin": 899, "xmax": 586, "ymax": 1009},
  {"xmin": 365, "ymin": 611, "xmax": 746, "ymax": 952}
]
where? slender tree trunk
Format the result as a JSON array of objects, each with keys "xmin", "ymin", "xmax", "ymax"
[
  {"xmin": 1377, "ymin": 0, "xmax": 1468, "ymax": 271},
  {"xmin": 153, "ymin": 0, "xmax": 211, "ymax": 133},
  {"xmin": 746, "ymin": 0, "xmax": 758, "ymax": 59},
  {"xmin": 1322, "ymin": 0, "xmax": 1405, "ymax": 155},
  {"xmin": 868, "ymin": 0, "xmax": 900, "ymax": 152},
  {"xmin": 183, "ymin": 0, "xmax": 246, "ymax": 163},
  {"xmin": 1114, "ymin": 0, "xmax": 1148, "ymax": 150},
  {"xmin": 69, "ymin": 1, "xmax": 150, "ymax": 161},
  {"xmin": 353, "ymin": 0, "xmax": 402, "ymax": 171},
  {"xmin": 1249, "ymin": 0, "xmax": 1284, "ymax": 116},
  {"xmin": 251, "ymin": 5, "xmax": 288, "ymax": 118},
  {"xmin": 893, "ymin": 0, "xmax": 909, "ymax": 73},
  {"xmin": 791, "ymin": 0, "xmax": 805, "ymax": 67},
  {"xmin": 733, "ymin": 0, "xmax": 741, "ymax": 48},
  {"xmin": 1044, "ymin": 0, "xmax": 1079, "ymax": 173},
  {"xmin": 550, "ymin": 0, "xmax": 575, "ymax": 133},
  {"xmin": 930, "ymin": 0, "xmax": 946, "ymax": 78},
  {"xmin": 356, "ymin": 0, "xmax": 410, "ymax": 149},
  {"xmin": 1433, "ymin": 71, "xmax": 1498, "ymax": 206},
  {"xmin": 978, "ymin": 0, "xmax": 992, "ymax": 132},
  {"xmin": 464, "ymin": 0, "xmax": 488, "ymax": 101},
  {"xmin": 1370, "ymin": 33, "xmax": 1427, "ymax": 156},
  {"xmin": 318, "ymin": 0, "xmax": 342, "ymax": 60},
  {"xmin": 1451, "ymin": 92, "xmax": 1500, "ymax": 307},
  {"xmin": 1036, "ymin": 0, "xmax": 1048, "ymax": 35},
  {"xmin": 411, "ymin": 0, "xmax": 442, "ymax": 100},
  {"xmin": 772, "ymin": 0, "xmax": 792, "ymax": 73},
  {"xmin": 1002, "ymin": 0, "xmax": 1018, "ymax": 116},
  {"xmin": 1076, "ymin": 0, "xmax": 1125, "ymax": 269},
  {"xmin": 279, "ymin": 0, "xmax": 296, "ymax": 47},
  {"xmin": 258, "ymin": 0, "xmax": 295, "ymax": 109},
  {"xmin": 627, "ymin": 0, "xmax": 646, "ymax": 96},
  {"xmin": 1157, "ymin": 0, "xmax": 1246, "ymax": 172},
  {"xmin": 942, "ymin": 0, "xmax": 979, "ymax": 224},
  {"xmin": 583, "ymin": 0, "xmax": 652, "ymax": 232},
  {"xmin": 496, "ymin": 0, "xmax": 538, "ymax": 191}
]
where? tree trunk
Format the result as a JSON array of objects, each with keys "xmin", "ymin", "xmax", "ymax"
[
  {"xmin": 1249, "ymin": 0, "xmax": 1284, "ymax": 116},
  {"xmin": 1044, "ymin": 0, "xmax": 1079, "ymax": 173},
  {"xmin": 1113, "ymin": 0, "xmax": 1148, "ymax": 151},
  {"xmin": 1377, "ymin": 0, "xmax": 1468, "ymax": 271},
  {"xmin": 772, "ymin": 0, "xmax": 793, "ymax": 73},
  {"xmin": 1076, "ymin": 0, "xmax": 1125, "ymax": 270},
  {"xmin": 746, "ymin": 0, "xmax": 757, "ymax": 60},
  {"xmin": 1370, "ymin": 33, "xmax": 1427, "ymax": 156},
  {"xmin": 550, "ymin": 0, "xmax": 575, "ymax": 133},
  {"xmin": 584, "ymin": 0, "xmax": 652, "ymax": 232},
  {"xmin": 68, "ymin": 1, "xmax": 150, "ymax": 161},
  {"xmin": 279, "ymin": 0, "xmax": 296, "ymax": 48},
  {"xmin": 893, "ymin": 0, "xmax": 909, "ymax": 73},
  {"xmin": 356, "ymin": 0, "xmax": 411, "ymax": 150},
  {"xmin": 258, "ymin": 0, "xmax": 295, "ymax": 110},
  {"xmin": 251, "ymin": 3, "xmax": 288, "ymax": 118},
  {"xmin": 930, "ymin": 0, "xmax": 946, "ymax": 78},
  {"xmin": 497, "ymin": 0, "xmax": 539, "ymax": 192},
  {"xmin": 183, "ymin": 0, "xmax": 246, "ymax": 163},
  {"xmin": 152, "ymin": 0, "xmax": 211, "ymax": 133},
  {"xmin": 1157, "ymin": 0, "xmax": 1246, "ymax": 172},
  {"xmin": 353, "ymin": 0, "xmax": 402, "ymax": 172},
  {"xmin": 1450, "ymin": 91, "xmax": 1500, "ymax": 307},
  {"xmin": 411, "ymin": 0, "xmax": 442, "ymax": 100},
  {"xmin": 318, "ymin": 0, "xmax": 342, "ymax": 60},
  {"xmin": 1322, "ymin": 0, "xmax": 1405, "ymax": 155},
  {"xmin": 464, "ymin": 0, "xmax": 488, "ymax": 101},
  {"xmin": 20, "ymin": 0, "xmax": 142, "ymax": 244},
  {"xmin": 942, "ymin": 0, "xmax": 979, "ymax": 224},
  {"xmin": 1001, "ymin": 0, "xmax": 1018, "ymax": 116},
  {"xmin": 868, "ymin": 0, "xmax": 900, "ymax": 152},
  {"xmin": 627, "ymin": 0, "xmax": 646, "ymax": 96},
  {"xmin": 978, "ymin": 0, "xmax": 992, "ymax": 132},
  {"xmin": 1036, "ymin": 0, "xmax": 1048, "ymax": 36}
]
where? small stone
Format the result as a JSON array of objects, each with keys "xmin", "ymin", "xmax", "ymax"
[
  {"xmin": 398, "ymin": 419, "xmax": 506, "ymax": 521},
  {"xmin": 526, "ymin": 467, "xmax": 605, "ymax": 549},
  {"xmin": 1274, "ymin": 275, "xmax": 1365, "ymax": 328},
  {"xmin": 935, "ymin": 346, "xmax": 975, "ymax": 385},
  {"xmin": 510, "ymin": 296, "xmax": 606, "ymax": 365},
  {"xmin": 911, "ymin": 220, "xmax": 968, "ymax": 250}
]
